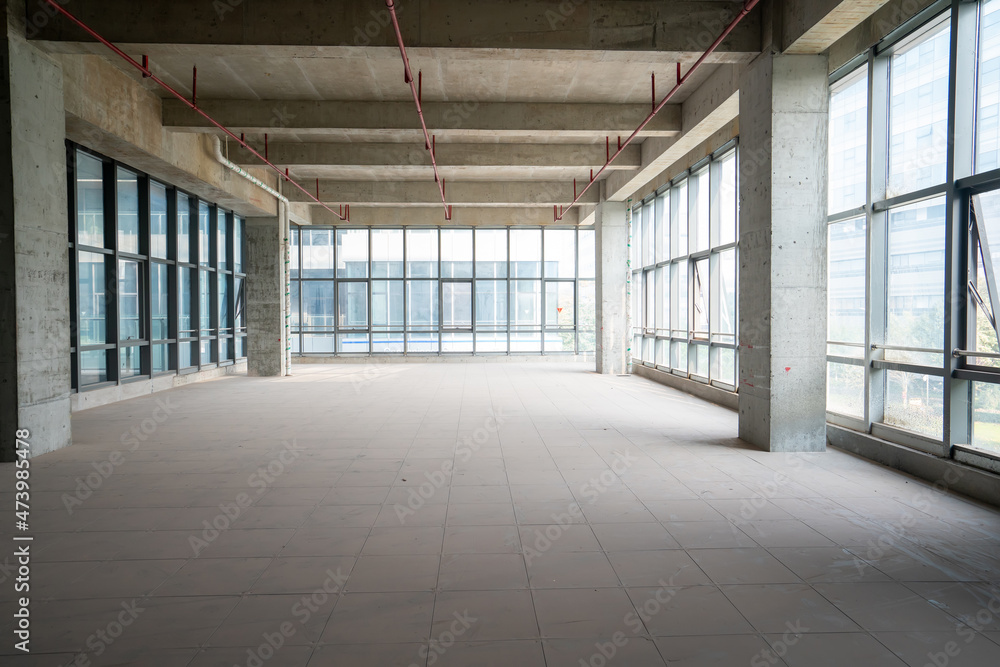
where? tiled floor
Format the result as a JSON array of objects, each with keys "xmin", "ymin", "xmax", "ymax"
[{"xmin": 3, "ymin": 362, "xmax": 1000, "ymax": 666}]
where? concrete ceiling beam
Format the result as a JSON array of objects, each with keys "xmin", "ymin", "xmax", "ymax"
[
  {"xmin": 29, "ymin": 0, "xmax": 760, "ymax": 57},
  {"xmin": 283, "ymin": 180, "xmax": 598, "ymax": 207},
  {"xmin": 163, "ymin": 100, "xmax": 682, "ymax": 138}
]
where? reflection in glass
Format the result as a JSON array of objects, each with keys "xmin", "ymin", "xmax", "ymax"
[
  {"xmin": 887, "ymin": 19, "xmax": 950, "ymax": 197},
  {"xmin": 441, "ymin": 230, "xmax": 473, "ymax": 278},
  {"xmin": 476, "ymin": 229, "xmax": 507, "ymax": 278},
  {"xmin": 77, "ymin": 152, "xmax": 105, "ymax": 247},
  {"xmin": 828, "ymin": 70, "xmax": 868, "ymax": 213},
  {"xmin": 886, "ymin": 198, "xmax": 945, "ymax": 364},
  {"xmin": 151, "ymin": 182, "xmax": 168, "ymax": 259},
  {"xmin": 884, "ymin": 370, "xmax": 943, "ymax": 438},
  {"xmin": 118, "ymin": 259, "xmax": 142, "ymax": 341},
  {"xmin": 372, "ymin": 229, "xmax": 404, "ymax": 278},
  {"xmin": 151, "ymin": 262, "xmax": 169, "ymax": 340}
]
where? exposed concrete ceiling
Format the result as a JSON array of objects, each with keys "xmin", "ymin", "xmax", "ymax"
[{"xmin": 30, "ymin": 0, "xmax": 770, "ymax": 225}]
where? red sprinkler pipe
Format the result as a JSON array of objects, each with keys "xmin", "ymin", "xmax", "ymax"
[
  {"xmin": 385, "ymin": 0, "xmax": 452, "ymax": 221},
  {"xmin": 555, "ymin": 0, "xmax": 761, "ymax": 221},
  {"xmin": 41, "ymin": 0, "xmax": 348, "ymax": 220}
]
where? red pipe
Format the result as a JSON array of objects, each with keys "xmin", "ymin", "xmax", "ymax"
[
  {"xmin": 555, "ymin": 0, "xmax": 760, "ymax": 221},
  {"xmin": 41, "ymin": 0, "xmax": 348, "ymax": 220},
  {"xmin": 385, "ymin": 0, "xmax": 452, "ymax": 221}
]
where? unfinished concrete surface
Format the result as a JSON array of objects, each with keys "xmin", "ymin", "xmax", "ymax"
[
  {"xmin": 2, "ymin": 363, "xmax": 999, "ymax": 666},
  {"xmin": 738, "ymin": 52, "xmax": 830, "ymax": 453}
]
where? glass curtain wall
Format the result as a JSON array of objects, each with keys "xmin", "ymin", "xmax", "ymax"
[
  {"xmin": 69, "ymin": 143, "xmax": 247, "ymax": 390},
  {"xmin": 826, "ymin": 0, "xmax": 1000, "ymax": 471},
  {"xmin": 631, "ymin": 143, "xmax": 739, "ymax": 390},
  {"xmin": 290, "ymin": 227, "xmax": 596, "ymax": 355}
]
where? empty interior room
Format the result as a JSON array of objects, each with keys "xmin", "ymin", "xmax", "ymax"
[{"xmin": 3, "ymin": 0, "xmax": 1000, "ymax": 665}]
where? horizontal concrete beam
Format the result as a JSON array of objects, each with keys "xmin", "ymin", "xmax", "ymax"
[
  {"xmin": 231, "ymin": 142, "xmax": 641, "ymax": 170},
  {"xmin": 605, "ymin": 65, "xmax": 740, "ymax": 200},
  {"xmin": 285, "ymin": 180, "xmax": 597, "ymax": 207},
  {"xmin": 164, "ymin": 100, "xmax": 681, "ymax": 138},
  {"xmin": 305, "ymin": 205, "xmax": 591, "ymax": 227},
  {"xmin": 28, "ymin": 0, "xmax": 760, "ymax": 58},
  {"xmin": 783, "ymin": 0, "xmax": 890, "ymax": 54}
]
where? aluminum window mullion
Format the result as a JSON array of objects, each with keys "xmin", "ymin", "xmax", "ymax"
[{"xmin": 868, "ymin": 48, "xmax": 889, "ymax": 431}]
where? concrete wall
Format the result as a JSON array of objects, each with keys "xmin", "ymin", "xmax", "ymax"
[
  {"xmin": 0, "ymin": 3, "xmax": 70, "ymax": 459},
  {"xmin": 738, "ymin": 51, "xmax": 829, "ymax": 452},
  {"xmin": 71, "ymin": 362, "xmax": 247, "ymax": 411},
  {"xmin": 595, "ymin": 199, "xmax": 629, "ymax": 375}
]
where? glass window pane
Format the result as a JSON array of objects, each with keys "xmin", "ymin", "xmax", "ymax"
[
  {"xmin": 178, "ymin": 193, "xmax": 192, "ymax": 264},
  {"xmin": 655, "ymin": 195, "xmax": 667, "ymax": 262},
  {"xmin": 716, "ymin": 150, "xmax": 738, "ymax": 246},
  {"xmin": 655, "ymin": 266, "xmax": 666, "ymax": 335},
  {"xmin": 443, "ymin": 332, "xmax": 474, "ymax": 353},
  {"xmin": 578, "ymin": 279, "xmax": 595, "ymax": 353},
  {"xmin": 689, "ymin": 168, "xmax": 710, "ymax": 252},
  {"xmin": 406, "ymin": 229, "xmax": 438, "ymax": 278},
  {"xmin": 887, "ymin": 19, "xmax": 951, "ymax": 197},
  {"xmin": 544, "ymin": 229, "xmax": 576, "ymax": 278},
  {"xmin": 476, "ymin": 229, "xmax": 507, "ymax": 278},
  {"xmin": 886, "ymin": 198, "xmax": 945, "ymax": 364},
  {"xmin": 578, "ymin": 230, "xmax": 596, "ymax": 279},
  {"xmin": 476, "ymin": 280, "xmax": 508, "ymax": 328},
  {"xmin": 179, "ymin": 341, "xmax": 195, "ymax": 369},
  {"xmin": 510, "ymin": 229, "xmax": 542, "ymax": 278},
  {"xmin": 337, "ymin": 282, "xmax": 368, "ymax": 329},
  {"xmin": 76, "ymin": 151, "xmax": 105, "ymax": 248},
  {"xmin": 200, "ymin": 339, "xmax": 213, "ymax": 365},
  {"xmin": 304, "ymin": 228, "xmax": 336, "ymax": 279},
  {"xmin": 179, "ymin": 267, "xmax": 194, "ymax": 338},
  {"xmin": 407, "ymin": 332, "xmax": 439, "ymax": 353},
  {"xmin": 80, "ymin": 349, "xmax": 108, "ymax": 386},
  {"xmin": 78, "ymin": 251, "xmax": 107, "ymax": 345},
  {"xmin": 407, "ymin": 280, "xmax": 439, "ymax": 329},
  {"xmin": 477, "ymin": 332, "xmax": 508, "ymax": 353},
  {"xmin": 217, "ymin": 213, "xmax": 228, "ymax": 271},
  {"xmin": 442, "ymin": 282, "xmax": 473, "ymax": 328},
  {"xmin": 372, "ymin": 280, "xmax": 404, "ymax": 329},
  {"xmin": 545, "ymin": 282, "xmax": 574, "ymax": 328},
  {"xmin": 972, "ymin": 381, "xmax": 1000, "ymax": 454},
  {"xmin": 151, "ymin": 262, "xmax": 169, "ymax": 341},
  {"xmin": 339, "ymin": 333, "xmax": 370, "ymax": 354},
  {"xmin": 303, "ymin": 333, "xmax": 336, "ymax": 354},
  {"xmin": 692, "ymin": 259, "xmax": 709, "ymax": 339},
  {"xmin": 120, "ymin": 346, "xmax": 142, "ymax": 379},
  {"xmin": 235, "ymin": 276, "xmax": 245, "ymax": 332},
  {"xmin": 373, "ymin": 332, "xmax": 405, "ymax": 353},
  {"xmin": 199, "ymin": 269, "xmax": 212, "ymax": 336},
  {"xmin": 978, "ymin": 0, "xmax": 1000, "ymax": 173},
  {"xmin": 150, "ymin": 182, "xmax": 168, "ymax": 259},
  {"xmin": 971, "ymin": 190, "xmax": 1000, "ymax": 366},
  {"xmin": 712, "ymin": 347, "xmax": 736, "ymax": 386},
  {"xmin": 234, "ymin": 218, "xmax": 244, "ymax": 273},
  {"xmin": 711, "ymin": 249, "xmax": 736, "ymax": 342},
  {"xmin": 645, "ymin": 270, "xmax": 655, "ymax": 331},
  {"xmin": 511, "ymin": 280, "xmax": 541, "ymax": 328},
  {"xmin": 828, "ymin": 217, "xmax": 867, "ymax": 355},
  {"xmin": 884, "ymin": 370, "xmax": 943, "ymax": 438},
  {"xmin": 690, "ymin": 343, "xmax": 708, "ymax": 378},
  {"xmin": 672, "ymin": 260, "xmax": 688, "ymax": 335},
  {"xmin": 672, "ymin": 181, "xmax": 688, "ymax": 258},
  {"xmin": 441, "ymin": 229, "xmax": 473, "ymax": 278},
  {"xmin": 828, "ymin": 362, "xmax": 864, "ymax": 417},
  {"xmin": 511, "ymin": 332, "xmax": 541, "ymax": 353},
  {"xmin": 829, "ymin": 70, "xmax": 868, "ymax": 213},
  {"xmin": 372, "ymin": 229, "xmax": 404, "ymax": 278},
  {"xmin": 198, "ymin": 202, "xmax": 211, "ymax": 266},
  {"xmin": 642, "ymin": 203, "xmax": 654, "ymax": 267},
  {"xmin": 672, "ymin": 341, "xmax": 688, "ymax": 371},
  {"xmin": 152, "ymin": 343, "xmax": 169, "ymax": 373},
  {"xmin": 219, "ymin": 275, "xmax": 230, "ymax": 330},
  {"xmin": 632, "ymin": 207, "xmax": 643, "ymax": 267},
  {"xmin": 118, "ymin": 259, "xmax": 143, "ymax": 342},
  {"xmin": 117, "ymin": 168, "xmax": 139, "ymax": 255}
]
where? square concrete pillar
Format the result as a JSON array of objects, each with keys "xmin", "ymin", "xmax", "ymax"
[
  {"xmin": 738, "ymin": 52, "xmax": 829, "ymax": 452},
  {"xmin": 0, "ymin": 9, "xmax": 71, "ymax": 461},
  {"xmin": 246, "ymin": 218, "xmax": 285, "ymax": 377},
  {"xmin": 595, "ymin": 199, "xmax": 629, "ymax": 375}
]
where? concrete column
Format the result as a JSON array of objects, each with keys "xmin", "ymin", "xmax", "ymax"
[
  {"xmin": 595, "ymin": 199, "xmax": 629, "ymax": 375},
  {"xmin": 738, "ymin": 52, "xmax": 829, "ymax": 452},
  {"xmin": 0, "ymin": 6, "xmax": 71, "ymax": 461},
  {"xmin": 246, "ymin": 217, "xmax": 285, "ymax": 377}
]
